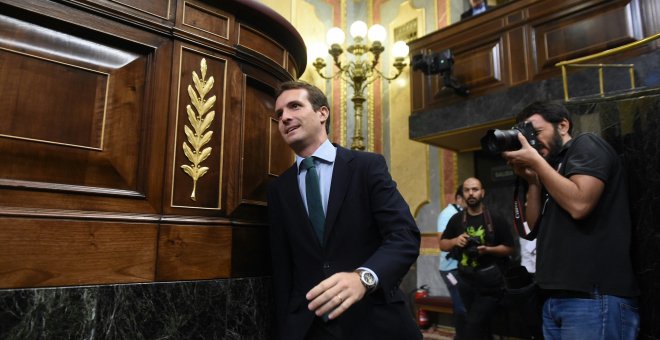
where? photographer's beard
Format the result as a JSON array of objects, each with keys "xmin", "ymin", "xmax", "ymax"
[
  {"xmin": 466, "ymin": 196, "xmax": 483, "ymax": 209},
  {"xmin": 544, "ymin": 127, "xmax": 564, "ymax": 166}
]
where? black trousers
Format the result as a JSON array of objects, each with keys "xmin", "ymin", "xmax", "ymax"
[{"xmin": 457, "ymin": 278, "xmax": 502, "ymax": 340}]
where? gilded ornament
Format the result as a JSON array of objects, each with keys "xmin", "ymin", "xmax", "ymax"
[{"xmin": 181, "ymin": 58, "xmax": 215, "ymax": 201}]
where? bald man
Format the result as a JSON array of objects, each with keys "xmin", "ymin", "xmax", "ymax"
[{"xmin": 440, "ymin": 177, "xmax": 513, "ymax": 339}]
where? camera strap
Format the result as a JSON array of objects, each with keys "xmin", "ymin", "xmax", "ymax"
[
  {"xmin": 513, "ymin": 177, "xmax": 538, "ymax": 240},
  {"xmin": 513, "ymin": 149, "xmax": 568, "ymax": 240}
]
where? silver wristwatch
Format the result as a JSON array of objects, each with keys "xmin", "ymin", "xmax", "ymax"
[{"xmin": 356, "ymin": 269, "xmax": 377, "ymax": 291}]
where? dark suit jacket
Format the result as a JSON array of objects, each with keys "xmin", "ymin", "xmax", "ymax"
[
  {"xmin": 268, "ymin": 145, "xmax": 421, "ymax": 340},
  {"xmin": 461, "ymin": 4, "xmax": 490, "ymax": 20}
]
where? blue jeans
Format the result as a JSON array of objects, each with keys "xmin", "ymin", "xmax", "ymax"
[
  {"xmin": 440, "ymin": 270, "xmax": 467, "ymax": 338},
  {"xmin": 542, "ymin": 290, "xmax": 639, "ymax": 339}
]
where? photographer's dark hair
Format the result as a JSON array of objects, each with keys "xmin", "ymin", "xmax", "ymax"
[
  {"xmin": 276, "ymin": 81, "xmax": 330, "ymax": 134},
  {"xmin": 516, "ymin": 101, "xmax": 573, "ymax": 135}
]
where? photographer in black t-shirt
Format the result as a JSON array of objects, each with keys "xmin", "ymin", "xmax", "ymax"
[
  {"xmin": 502, "ymin": 102, "xmax": 639, "ymax": 339},
  {"xmin": 440, "ymin": 177, "xmax": 514, "ymax": 339}
]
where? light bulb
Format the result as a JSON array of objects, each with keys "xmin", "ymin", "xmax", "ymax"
[
  {"xmin": 367, "ymin": 24, "xmax": 386, "ymax": 43},
  {"xmin": 326, "ymin": 27, "xmax": 345, "ymax": 45},
  {"xmin": 349, "ymin": 21, "xmax": 368, "ymax": 39},
  {"xmin": 392, "ymin": 41, "xmax": 409, "ymax": 58}
]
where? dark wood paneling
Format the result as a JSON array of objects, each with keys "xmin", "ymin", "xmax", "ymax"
[
  {"xmin": 231, "ymin": 224, "xmax": 270, "ymax": 277},
  {"xmin": 534, "ymin": 3, "xmax": 638, "ymax": 72},
  {"xmin": 180, "ymin": 1, "xmax": 231, "ymax": 43},
  {"xmin": 107, "ymin": 0, "xmax": 171, "ymax": 19},
  {"xmin": 408, "ymin": 0, "xmax": 654, "ymax": 112},
  {"xmin": 240, "ymin": 77, "xmax": 281, "ymax": 206},
  {"xmin": 454, "ymin": 40, "xmax": 503, "ymax": 90},
  {"xmin": 0, "ymin": 217, "xmax": 157, "ymax": 288},
  {"xmin": 0, "ymin": 2, "xmax": 170, "ymax": 213},
  {"xmin": 169, "ymin": 47, "xmax": 227, "ymax": 210},
  {"xmin": 505, "ymin": 26, "xmax": 531, "ymax": 86},
  {"xmin": 0, "ymin": 0, "xmax": 306, "ymax": 289},
  {"xmin": 0, "ymin": 50, "xmax": 107, "ymax": 149},
  {"xmin": 156, "ymin": 224, "xmax": 232, "ymax": 281},
  {"xmin": 238, "ymin": 24, "xmax": 286, "ymax": 68}
]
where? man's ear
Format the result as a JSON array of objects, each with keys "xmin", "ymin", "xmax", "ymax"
[
  {"xmin": 318, "ymin": 106, "xmax": 330, "ymax": 124},
  {"xmin": 558, "ymin": 118, "xmax": 570, "ymax": 135}
]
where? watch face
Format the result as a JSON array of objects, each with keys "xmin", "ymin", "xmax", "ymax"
[{"xmin": 361, "ymin": 271, "xmax": 376, "ymax": 286}]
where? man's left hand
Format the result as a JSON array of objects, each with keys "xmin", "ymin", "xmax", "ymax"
[{"xmin": 306, "ymin": 271, "xmax": 367, "ymax": 320}]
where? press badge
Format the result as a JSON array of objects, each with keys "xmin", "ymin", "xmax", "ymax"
[{"xmin": 447, "ymin": 272, "xmax": 458, "ymax": 286}]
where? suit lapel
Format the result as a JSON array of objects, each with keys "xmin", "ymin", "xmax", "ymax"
[{"xmin": 324, "ymin": 147, "xmax": 353, "ymax": 242}]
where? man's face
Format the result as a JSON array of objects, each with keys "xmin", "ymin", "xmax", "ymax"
[
  {"xmin": 470, "ymin": 0, "xmax": 484, "ymax": 8},
  {"xmin": 462, "ymin": 179, "xmax": 484, "ymax": 208},
  {"xmin": 456, "ymin": 195, "xmax": 466, "ymax": 209},
  {"xmin": 274, "ymin": 88, "xmax": 327, "ymax": 152},
  {"xmin": 524, "ymin": 114, "xmax": 564, "ymax": 161}
]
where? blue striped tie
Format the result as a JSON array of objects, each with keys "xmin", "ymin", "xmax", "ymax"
[{"xmin": 301, "ymin": 157, "xmax": 325, "ymax": 244}]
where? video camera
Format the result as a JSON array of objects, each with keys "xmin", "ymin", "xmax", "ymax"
[
  {"xmin": 411, "ymin": 49, "xmax": 453, "ymax": 75},
  {"xmin": 411, "ymin": 49, "xmax": 469, "ymax": 96}
]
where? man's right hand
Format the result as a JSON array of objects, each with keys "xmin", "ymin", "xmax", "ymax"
[{"xmin": 454, "ymin": 233, "xmax": 469, "ymax": 248}]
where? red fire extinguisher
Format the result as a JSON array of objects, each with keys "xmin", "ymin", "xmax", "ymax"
[{"xmin": 415, "ymin": 285, "xmax": 430, "ymax": 329}]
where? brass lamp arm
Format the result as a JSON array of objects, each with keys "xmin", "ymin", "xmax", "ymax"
[{"xmin": 373, "ymin": 58, "xmax": 407, "ymax": 81}]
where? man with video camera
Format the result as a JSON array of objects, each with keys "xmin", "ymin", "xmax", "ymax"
[
  {"xmin": 439, "ymin": 177, "xmax": 514, "ymax": 339},
  {"xmin": 501, "ymin": 102, "xmax": 639, "ymax": 339}
]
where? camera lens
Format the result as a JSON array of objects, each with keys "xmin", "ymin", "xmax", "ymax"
[{"xmin": 480, "ymin": 129, "xmax": 522, "ymax": 154}]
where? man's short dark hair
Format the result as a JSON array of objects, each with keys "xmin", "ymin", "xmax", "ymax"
[
  {"xmin": 516, "ymin": 101, "xmax": 573, "ymax": 135},
  {"xmin": 276, "ymin": 80, "xmax": 330, "ymax": 134}
]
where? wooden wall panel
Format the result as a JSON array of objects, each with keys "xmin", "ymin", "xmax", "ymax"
[
  {"xmin": 108, "ymin": 0, "xmax": 171, "ymax": 19},
  {"xmin": 0, "ymin": 50, "xmax": 107, "ymax": 149},
  {"xmin": 0, "ymin": 217, "xmax": 157, "ymax": 288},
  {"xmin": 156, "ymin": 224, "xmax": 232, "ymax": 281},
  {"xmin": 169, "ymin": 47, "xmax": 227, "ymax": 210},
  {"xmin": 231, "ymin": 224, "xmax": 270, "ymax": 277},
  {"xmin": 240, "ymin": 77, "xmax": 280, "ymax": 206},
  {"xmin": 505, "ymin": 26, "xmax": 531, "ymax": 86},
  {"xmin": 0, "ymin": 4, "xmax": 170, "ymax": 213},
  {"xmin": 269, "ymin": 118, "xmax": 293, "ymax": 176},
  {"xmin": 534, "ymin": 3, "xmax": 638, "ymax": 72},
  {"xmin": 0, "ymin": 0, "xmax": 306, "ymax": 288},
  {"xmin": 180, "ymin": 1, "xmax": 231, "ymax": 43},
  {"xmin": 238, "ymin": 24, "xmax": 287, "ymax": 68},
  {"xmin": 454, "ymin": 40, "xmax": 503, "ymax": 90}
]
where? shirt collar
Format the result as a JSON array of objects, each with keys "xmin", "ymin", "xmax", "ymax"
[{"xmin": 296, "ymin": 139, "xmax": 337, "ymax": 172}]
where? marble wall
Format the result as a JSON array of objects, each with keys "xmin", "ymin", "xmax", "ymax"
[{"xmin": 0, "ymin": 277, "xmax": 273, "ymax": 339}]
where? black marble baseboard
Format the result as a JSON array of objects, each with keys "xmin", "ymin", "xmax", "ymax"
[{"xmin": 0, "ymin": 277, "xmax": 273, "ymax": 340}]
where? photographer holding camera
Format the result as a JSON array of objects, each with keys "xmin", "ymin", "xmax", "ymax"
[
  {"xmin": 501, "ymin": 102, "xmax": 639, "ymax": 339},
  {"xmin": 440, "ymin": 177, "xmax": 514, "ymax": 339}
]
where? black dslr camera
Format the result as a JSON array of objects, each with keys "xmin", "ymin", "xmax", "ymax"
[
  {"xmin": 447, "ymin": 236, "xmax": 482, "ymax": 261},
  {"xmin": 463, "ymin": 236, "xmax": 482, "ymax": 261},
  {"xmin": 480, "ymin": 121, "xmax": 539, "ymax": 155}
]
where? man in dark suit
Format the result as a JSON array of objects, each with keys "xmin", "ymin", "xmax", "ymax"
[
  {"xmin": 268, "ymin": 81, "xmax": 422, "ymax": 340},
  {"xmin": 461, "ymin": 0, "xmax": 489, "ymax": 20}
]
